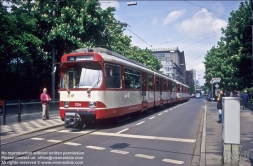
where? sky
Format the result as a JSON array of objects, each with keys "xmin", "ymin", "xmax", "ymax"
[{"xmin": 99, "ymin": 0, "xmax": 244, "ymax": 85}]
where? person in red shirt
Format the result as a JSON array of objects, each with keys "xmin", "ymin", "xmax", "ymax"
[{"xmin": 40, "ymin": 88, "xmax": 51, "ymax": 120}]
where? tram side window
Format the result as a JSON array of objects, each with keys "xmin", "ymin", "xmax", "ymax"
[
  {"xmin": 124, "ymin": 67, "xmax": 133, "ymax": 89},
  {"xmin": 124, "ymin": 68, "xmax": 140, "ymax": 89},
  {"xmin": 163, "ymin": 79, "xmax": 167, "ymax": 91},
  {"xmin": 178, "ymin": 85, "xmax": 182, "ymax": 92},
  {"xmin": 172, "ymin": 83, "xmax": 176, "ymax": 92},
  {"xmin": 105, "ymin": 64, "xmax": 121, "ymax": 88},
  {"xmin": 156, "ymin": 78, "xmax": 160, "ymax": 91},
  {"xmin": 168, "ymin": 81, "xmax": 172, "ymax": 92},
  {"xmin": 148, "ymin": 74, "xmax": 153, "ymax": 90},
  {"xmin": 133, "ymin": 69, "xmax": 140, "ymax": 89}
]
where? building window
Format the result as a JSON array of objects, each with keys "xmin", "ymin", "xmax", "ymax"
[
  {"xmin": 164, "ymin": 67, "xmax": 169, "ymax": 71},
  {"xmin": 166, "ymin": 61, "xmax": 171, "ymax": 65}
]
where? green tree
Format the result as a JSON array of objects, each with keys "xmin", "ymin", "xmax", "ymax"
[
  {"xmin": 204, "ymin": 1, "xmax": 252, "ymax": 91},
  {"xmin": 0, "ymin": 2, "xmax": 43, "ymax": 99},
  {"xmin": 1, "ymin": 0, "xmax": 162, "ymax": 99}
]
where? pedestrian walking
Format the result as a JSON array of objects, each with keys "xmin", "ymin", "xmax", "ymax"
[
  {"xmin": 40, "ymin": 88, "xmax": 51, "ymax": 120},
  {"xmin": 217, "ymin": 90, "xmax": 224, "ymax": 123},
  {"xmin": 241, "ymin": 90, "xmax": 250, "ymax": 110}
]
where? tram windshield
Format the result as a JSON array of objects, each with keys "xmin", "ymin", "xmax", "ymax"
[{"xmin": 61, "ymin": 63, "xmax": 102, "ymax": 89}]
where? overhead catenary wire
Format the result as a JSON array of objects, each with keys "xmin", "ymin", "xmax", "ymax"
[
  {"xmin": 126, "ymin": 27, "xmax": 152, "ymax": 48},
  {"xmin": 183, "ymin": 0, "xmax": 230, "ymax": 18},
  {"xmin": 181, "ymin": 33, "xmax": 221, "ymax": 49},
  {"xmin": 152, "ymin": 32, "xmax": 221, "ymax": 46}
]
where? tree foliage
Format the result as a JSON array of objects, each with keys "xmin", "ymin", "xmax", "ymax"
[
  {"xmin": 0, "ymin": 0, "xmax": 161, "ymax": 99},
  {"xmin": 204, "ymin": 1, "xmax": 252, "ymax": 91}
]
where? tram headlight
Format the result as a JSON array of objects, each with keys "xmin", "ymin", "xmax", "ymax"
[
  {"xmin": 88, "ymin": 101, "xmax": 97, "ymax": 108},
  {"xmin": 64, "ymin": 101, "xmax": 69, "ymax": 108}
]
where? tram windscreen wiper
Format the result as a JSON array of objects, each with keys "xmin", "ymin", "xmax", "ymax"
[{"xmin": 87, "ymin": 73, "xmax": 101, "ymax": 94}]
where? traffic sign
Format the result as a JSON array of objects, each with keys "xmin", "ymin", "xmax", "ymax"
[
  {"xmin": 215, "ymin": 84, "xmax": 219, "ymax": 88},
  {"xmin": 212, "ymin": 77, "xmax": 221, "ymax": 83}
]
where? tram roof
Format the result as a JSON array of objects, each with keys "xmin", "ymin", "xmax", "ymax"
[
  {"xmin": 73, "ymin": 47, "xmax": 149, "ymax": 69},
  {"xmin": 72, "ymin": 47, "xmax": 188, "ymax": 87}
]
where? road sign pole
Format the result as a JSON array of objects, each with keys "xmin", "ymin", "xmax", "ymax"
[{"xmin": 212, "ymin": 82, "xmax": 213, "ymax": 104}]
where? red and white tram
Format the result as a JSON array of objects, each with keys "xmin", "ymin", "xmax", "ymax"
[{"xmin": 57, "ymin": 47, "xmax": 189, "ymax": 128}]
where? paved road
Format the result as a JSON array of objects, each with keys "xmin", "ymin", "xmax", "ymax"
[{"xmin": 1, "ymin": 98, "xmax": 205, "ymax": 166}]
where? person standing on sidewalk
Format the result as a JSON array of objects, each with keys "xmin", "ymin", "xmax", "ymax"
[
  {"xmin": 40, "ymin": 88, "xmax": 51, "ymax": 120},
  {"xmin": 217, "ymin": 90, "xmax": 224, "ymax": 123},
  {"xmin": 241, "ymin": 90, "xmax": 249, "ymax": 110}
]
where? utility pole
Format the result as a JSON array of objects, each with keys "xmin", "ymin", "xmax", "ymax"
[
  {"xmin": 51, "ymin": 0, "xmax": 59, "ymax": 101},
  {"xmin": 251, "ymin": 0, "xmax": 253, "ymax": 88}
]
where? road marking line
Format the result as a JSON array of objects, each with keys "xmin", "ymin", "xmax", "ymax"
[
  {"xmin": 117, "ymin": 128, "xmax": 129, "ymax": 134},
  {"xmin": 162, "ymin": 158, "xmax": 184, "ymax": 164},
  {"xmin": 45, "ymin": 129, "xmax": 58, "ymax": 132},
  {"xmin": 135, "ymin": 154, "xmax": 155, "ymax": 159},
  {"xmin": 164, "ymin": 110, "xmax": 168, "ymax": 112},
  {"xmin": 64, "ymin": 142, "xmax": 81, "ymax": 146},
  {"xmin": 30, "ymin": 137, "xmax": 45, "ymax": 140},
  {"xmin": 86, "ymin": 146, "xmax": 105, "ymax": 150},
  {"xmin": 174, "ymin": 107, "xmax": 176, "ymax": 108},
  {"xmin": 110, "ymin": 150, "xmax": 129, "ymax": 154},
  {"xmin": 158, "ymin": 113, "xmax": 163, "ymax": 115},
  {"xmin": 58, "ymin": 130, "xmax": 72, "ymax": 133},
  {"xmin": 170, "ymin": 109, "xmax": 172, "ymax": 110},
  {"xmin": 91, "ymin": 132, "xmax": 196, "ymax": 143},
  {"xmin": 78, "ymin": 130, "xmax": 95, "ymax": 134},
  {"xmin": 47, "ymin": 140, "xmax": 62, "ymax": 143},
  {"xmin": 136, "ymin": 121, "xmax": 145, "ymax": 125},
  {"xmin": 149, "ymin": 116, "xmax": 155, "ymax": 119}
]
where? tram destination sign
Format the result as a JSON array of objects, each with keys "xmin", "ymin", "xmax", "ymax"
[{"xmin": 67, "ymin": 55, "xmax": 94, "ymax": 61}]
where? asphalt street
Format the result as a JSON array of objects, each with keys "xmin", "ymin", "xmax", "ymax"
[{"xmin": 1, "ymin": 98, "xmax": 205, "ymax": 166}]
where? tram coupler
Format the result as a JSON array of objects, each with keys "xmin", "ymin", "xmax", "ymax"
[{"xmin": 64, "ymin": 112, "xmax": 79, "ymax": 127}]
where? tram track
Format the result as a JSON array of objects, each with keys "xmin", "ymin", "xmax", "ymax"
[
  {"xmin": 1, "ymin": 100, "xmax": 193, "ymax": 164},
  {"xmin": 1, "ymin": 127, "xmax": 65, "ymax": 146}
]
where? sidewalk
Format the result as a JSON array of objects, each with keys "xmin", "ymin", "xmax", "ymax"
[
  {"xmin": 0, "ymin": 111, "xmax": 63, "ymax": 140},
  {"xmin": 204, "ymin": 101, "xmax": 253, "ymax": 166}
]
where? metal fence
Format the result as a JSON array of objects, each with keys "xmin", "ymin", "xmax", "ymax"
[{"xmin": 0, "ymin": 100, "xmax": 60, "ymax": 125}]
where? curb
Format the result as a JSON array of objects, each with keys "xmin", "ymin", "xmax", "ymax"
[
  {"xmin": 200, "ymin": 105, "xmax": 206, "ymax": 166},
  {"xmin": 1, "ymin": 123, "xmax": 64, "ymax": 140}
]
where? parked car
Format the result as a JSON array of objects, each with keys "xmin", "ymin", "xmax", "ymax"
[{"xmin": 0, "ymin": 99, "xmax": 3, "ymax": 114}]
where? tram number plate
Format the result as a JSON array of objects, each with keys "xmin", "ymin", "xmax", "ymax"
[{"xmin": 75, "ymin": 103, "xmax": 81, "ymax": 106}]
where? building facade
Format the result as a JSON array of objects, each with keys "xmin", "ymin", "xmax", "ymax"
[
  {"xmin": 151, "ymin": 47, "xmax": 186, "ymax": 84},
  {"xmin": 186, "ymin": 70, "xmax": 195, "ymax": 88}
]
